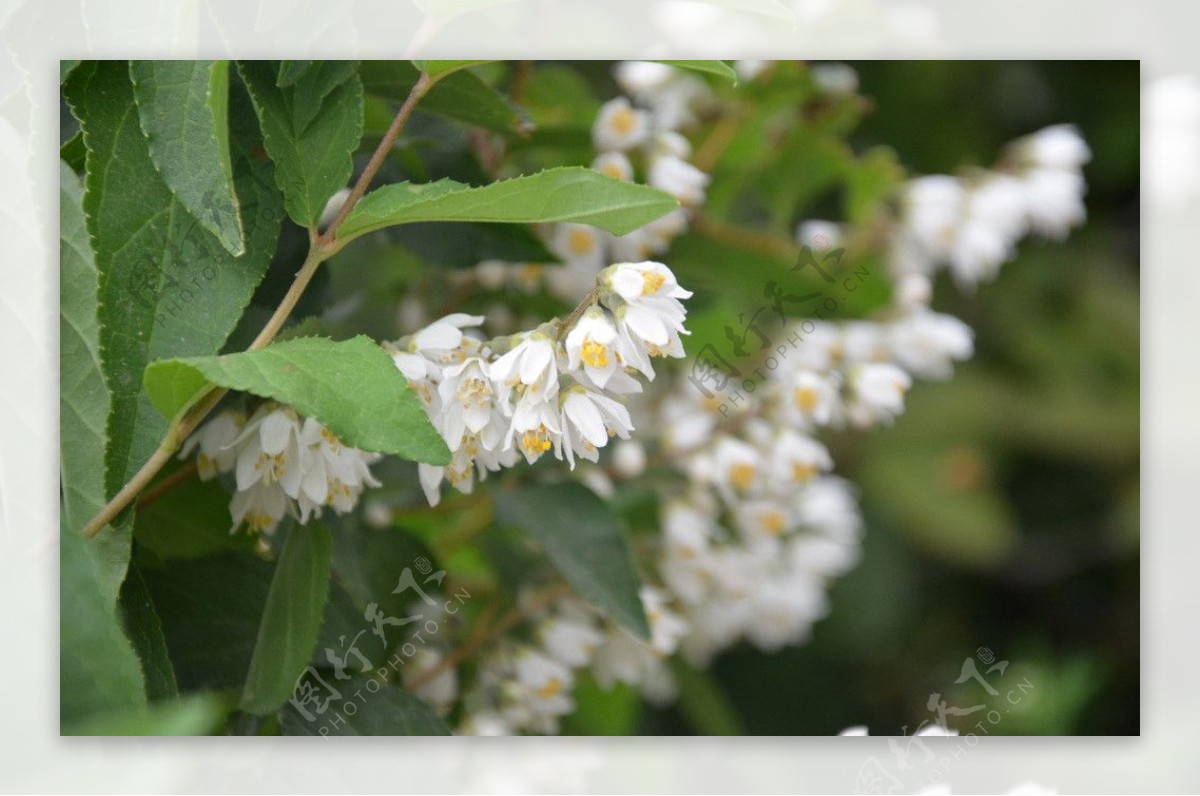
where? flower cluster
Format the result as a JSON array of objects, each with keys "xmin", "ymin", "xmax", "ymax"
[
  {"xmin": 180, "ymin": 403, "xmax": 382, "ymax": 534},
  {"xmin": 891, "ymin": 124, "xmax": 1091, "ymax": 288},
  {"xmin": 390, "ymin": 261, "xmax": 693, "ymax": 507},
  {"xmin": 458, "ymin": 589, "xmax": 687, "ymax": 735},
  {"xmin": 458, "ymin": 61, "xmax": 713, "ymax": 309}
]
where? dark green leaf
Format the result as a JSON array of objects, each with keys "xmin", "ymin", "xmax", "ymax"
[
  {"xmin": 337, "ymin": 167, "xmax": 678, "ymax": 243},
  {"xmin": 673, "ymin": 660, "xmax": 745, "ymax": 735},
  {"xmin": 131, "ymin": 60, "xmax": 245, "ymax": 255},
  {"xmin": 361, "ymin": 60, "xmax": 527, "ymax": 135},
  {"xmin": 495, "ymin": 482, "xmax": 649, "ymax": 639},
  {"xmin": 65, "ymin": 694, "xmax": 225, "ymax": 736},
  {"xmin": 279, "ymin": 678, "xmax": 451, "ymax": 735},
  {"xmin": 241, "ymin": 524, "xmax": 333, "ymax": 714},
  {"xmin": 143, "ymin": 335, "xmax": 451, "ymax": 465},
  {"xmin": 238, "ymin": 59, "xmax": 363, "ymax": 227},
  {"xmin": 277, "ymin": 60, "xmax": 316, "ymax": 87},
  {"xmin": 141, "ymin": 551, "xmax": 274, "ymax": 691},
  {"xmin": 119, "ymin": 564, "xmax": 179, "ymax": 700},
  {"xmin": 653, "ymin": 60, "xmax": 738, "ymax": 83},
  {"xmin": 133, "ymin": 471, "xmax": 258, "ymax": 560},
  {"xmin": 64, "ymin": 61, "xmax": 283, "ymax": 494}
]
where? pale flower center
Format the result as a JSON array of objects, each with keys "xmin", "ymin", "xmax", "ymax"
[
  {"xmin": 641, "ymin": 271, "xmax": 666, "ymax": 295},
  {"xmin": 729, "ymin": 462, "xmax": 756, "ymax": 491},
  {"xmin": 792, "ymin": 462, "xmax": 818, "ymax": 482},
  {"xmin": 763, "ymin": 511, "xmax": 786, "ymax": 536},
  {"xmin": 611, "ymin": 107, "xmax": 636, "ymax": 136},
  {"xmin": 568, "ymin": 228, "xmax": 594, "ymax": 254},
  {"xmin": 794, "ymin": 386, "xmax": 819, "ymax": 412},
  {"xmin": 520, "ymin": 426, "xmax": 553, "ymax": 455},
  {"xmin": 581, "ymin": 339, "xmax": 609, "ymax": 368},
  {"xmin": 537, "ymin": 677, "xmax": 564, "ymax": 700}
]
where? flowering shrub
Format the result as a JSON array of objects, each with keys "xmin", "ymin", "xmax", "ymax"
[{"xmin": 60, "ymin": 59, "xmax": 1090, "ymax": 736}]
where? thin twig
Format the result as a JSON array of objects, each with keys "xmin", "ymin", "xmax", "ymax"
[
  {"xmin": 136, "ymin": 459, "xmax": 197, "ymax": 510},
  {"xmin": 83, "ymin": 73, "xmax": 440, "ymax": 539}
]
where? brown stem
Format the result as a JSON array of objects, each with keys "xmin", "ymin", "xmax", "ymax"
[
  {"xmin": 406, "ymin": 582, "xmax": 572, "ymax": 692},
  {"xmin": 136, "ymin": 460, "xmax": 197, "ymax": 510},
  {"xmin": 317, "ymin": 72, "xmax": 435, "ymax": 247},
  {"xmin": 556, "ymin": 286, "xmax": 600, "ymax": 336},
  {"xmin": 83, "ymin": 74, "xmax": 440, "ymax": 539}
]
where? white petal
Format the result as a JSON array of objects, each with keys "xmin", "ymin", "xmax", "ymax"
[{"xmin": 259, "ymin": 411, "xmax": 294, "ymax": 455}]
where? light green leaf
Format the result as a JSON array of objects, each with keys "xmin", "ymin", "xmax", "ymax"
[
  {"xmin": 143, "ymin": 335, "xmax": 452, "ymax": 465},
  {"xmin": 495, "ymin": 482, "xmax": 649, "ymax": 640},
  {"xmin": 280, "ymin": 679, "xmax": 451, "ymax": 735},
  {"xmin": 64, "ymin": 61, "xmax": 283, "ymax": 495},
  {"xmin": 653, "ymin": 60, "xmax": 739, "ymax": 84},
  {"xmin": 672, "ymin": 660, "xmax": 745, "ymax": 735},
  {"xmin": 59, "ymin": 160, "xmax": 132, "ymax": 603},
  {"xmin": 61, "ymin": 59, "xmax": 81, "ymax": 83},
  {"xmin": 411, "ymin": 59, "xmax": 494, "ymax": 79},
  {"xmin": 240, "ymin": 524, "xmax": 333, "ymax": 715},
  {"xmin": 361, "ymin": 60, "xmax": 527, "ymax": 135},
  {"xmin": 60, "ymin": 520, "xmax": 146, "ymax": 728},
  {"xmin": 337, "ymin": 167, "xmax": 678, "ymax": 243},
  {"xmin": 131, "ymin": 60, "xmax": 245, "ymax": 255},
  {"xmin": 65, "ymin": 693, "xmax": 225, "ymax": 736},
  {"xmin": 238, "ymin": 59, "xmax": 363, "ymax": 227}
]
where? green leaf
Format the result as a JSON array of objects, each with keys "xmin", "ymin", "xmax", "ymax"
[
  {"xmin": 279, "ymin": 679, "xmax": 451, "ymax": 735},
  {"xmin": 495, "ymin": 482, "xmax": 649, "ymax": 640},
  {"xmin": 411, "ymin": 59, "xmax": 493, "ymax": 79},
  {"xmin": 64, "ymin": 61, "xmax": 283, "ymax": 495},
  {"xmin": 338, "ymin": 167, "xmax": 678, "ymax": 243},
  {"xmin": 61, "ymin": 59, "xmax": 81, "ymax": 83},
  {"xmin": 60, "ymin": 521, "xmax": 147, "ymax": 728},
  {"xmin": 277, "ymin": 60, "xmax": 315, "ymax": 87},
  {"xmin": 672, "ymin": 660, "xmax": 745, "ymax": 735},
  {"xmin": 131, "ymin": 60, "xmax": 245, "ymax": 255},
  {"xmin": 361, "ymin": 60, "xmax": 527, "ymax": 135},
  {"xmin": 238, "ymin": 59, "xmax": 363, "ymax": 227},
  {"xmin": 141, "ymin": 551, "xmax": 274, "ymax": 691},
  {"xmin": 144, "ymin": 335, "xmax": 451, "ymax": 465},
  {"xmin": 60, "ymin": 131, "xmax": 86, "ymax": 172},
  {"xmin": 65, "ymin": 693, "xmax": 225, "ymax": 736},
  {"xmin": 119, "ymin": 563, "xmax": 179, "ymax": 701},
  {"xmin": 653, "ymin": 60, "xmax": 738, "ymax": 83},
  {"xmin": 59, "ymin": 160, "xmax": 132, "ymax": 603},
  {"xmin": 241, "ymin": 524, "xmax": 333, "ymax": 715},
  {"xmin": 560, "ymin": 674, "xmax": 641, "ymax": 735},
  {"xmin": 134, "ymin": 472, "xmax": 258, "ymax": 560}
]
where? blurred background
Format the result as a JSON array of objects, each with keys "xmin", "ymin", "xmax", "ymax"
[{"xmin": 639, "ymin": 61, "xmax": 1141, "ymax": 736}]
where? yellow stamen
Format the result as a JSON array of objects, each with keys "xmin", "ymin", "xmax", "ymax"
[
  {"xmin": 537, "ymin": 678, "xmax": 564, "ymax": 700},
  {"xmin": 641, "ymin": 271, "xmax": 666, "ymax": 295},
  {"xmin": 611, "ymin": 106, "xmax": 636, "ymax": 136},
  {"xmin": 763, "ymin": 511, "xmax": 786, "ymax": 536},
  {"xmin": 792, "ymin": 462, "xmax": 818, "ymax": 483},
  {"xmin": 730, "ymin": 462, "xmax": 756, "ymax": 491},
  {"xmin": 567, "ymin": 228, "xmax": 594, "ymax": 255},
  {"xmin": 794, "ymin": 386, "xmax": 819, "ymax": 412},
  {"xmin": 581, "ymin": 340, "xmax": 609, "ymax": 368}
]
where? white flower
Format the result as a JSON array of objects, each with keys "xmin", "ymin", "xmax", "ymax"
[
  {"xmin": 1022, "ymin": 167, "xmax": 1086, "ymax": 239},
  {"xmin": 904, "ymin": 175, "xmax": 964, "ymax": 258},
  {"xmin": 795, "ymin": 476, "xmax": 862, "ymax": 539},
  {"xmin": 234, "ymin": 405, "xmax": 305, "ymax": 498},
  {"xmin": 796, "ymin": 219, "xmax": 842, "ymax": 251},
  {"xmin": 648, "ymin": 153, "xmax": 709, "ymax": 206},
  {"xmin": 603, "ymin": 262, "xmax": 692, "ymax": 373},
  {"xmin": 709, "ymin": 435, "xmax": 763, "ymax": 497},
  {"xmin": 557, "ymin": 386, "xmax": 634, "ymax": 468},
  {"xmin": 642, "ymin": 587, "xmax": 688, "ymax": 656},
  {"xmin": 548, "ymin": 222, "xmax": 605, "ymax": 270},
  {"xmin": 888, "ymin": 310, "xmax": 974, "ymax": 379},
  {"xmin": 614, "ymin": 60, "xmax": 677, "ymax": 101},
  {"xmin": 732, "ymin": 499, "xmax": 793, "ymax": 546},
  {"xmin": 229, "ymin": 479, "xmax": 288, "ymax": 535},
  {"xmin": 295, "ymin": 417, "xmax": 381, "ymax": 522},
  {"xmin": 539, "ymin": 614, "xmax": 604, "ymax": 668},
  {"xmin": 564, "ymin": 307, "xmax": 621, "ymax": 389},
  {"xmin": 811, "ymin": 62, "xmax": 859, "ymax": 95},
  {"xmin": 504, "ymin": 391, "xmax": 562, "ymax": 464},
  {"xmin": 457, "ymin": 710, "xmax": 511, "ymax": 736},
  {"xmin": 437, "ymin": 357, "xmax": 495, "ymax": 452},
  {"xmin": 734, "ymin": 59, "xmax": 769, "ymax": 82},
  {"xmin": 771, "ymin": 430, "xmax": 833, "ymax": 487},
  {"xmin": 405, "ymin": 648, "xmax": 459, "ymax": 715},
  {"xmin": 411, "ymin": 312, "xmax": 485, "ymax": 353},
  {"xmin": 744, "ymin": 576, "xmax": 827, "ymax": 650},
  {"xmin": 509, "ymin": 647, "xmax": 575, "ymax": 719},
  {"xmin": 781, "ymin": 369, "xmax": 841, "ymax": 427},
  {"xmin": 180, "ymin": 410, "xmax": 243, "ymax": 480},
  {"xmin": 487, "ymin": 332, "xmax": 558, "ymax": 409},
  {"xmin": 592, "ymin": 97, "xmax": 649, "ymax": 151},
  {"xmin": 1017, "ymin": 124, "xmax": 1091, "ymax": 171},
  {"xmin": 611, "ymin": 439, "xmax": 647, "ymax": 478},
  {"xmin": 847, "ymin": 363, "xmax": 912, "ymax": 426},
  {"xmin": 474, "ymin": 259, "xmax": 509, "ymax": 290},
  {"xmin": 591, "ymin": 150, "xmax": 634, "ymax": 182}
]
